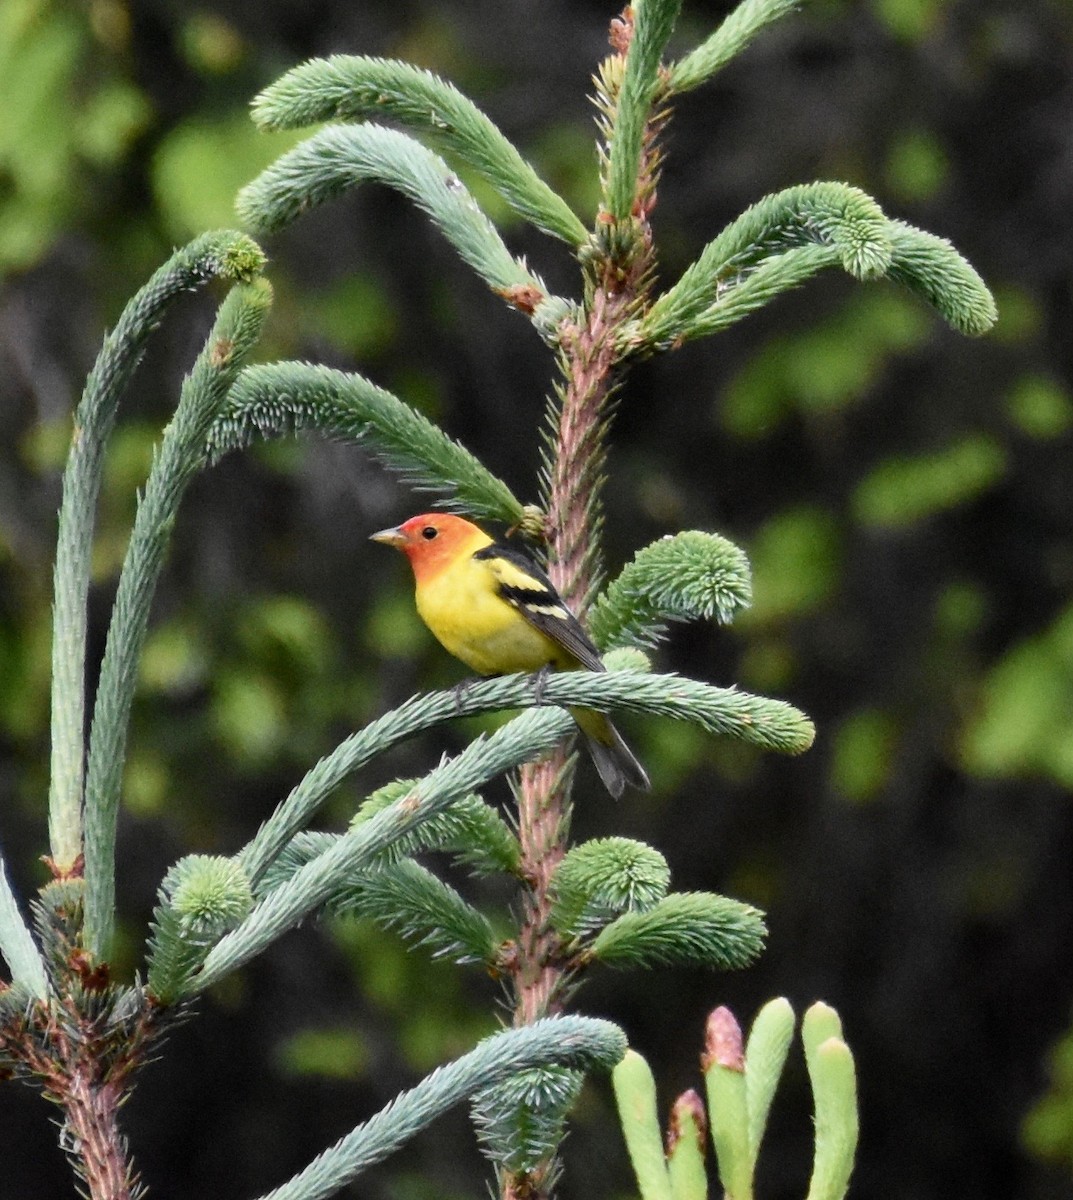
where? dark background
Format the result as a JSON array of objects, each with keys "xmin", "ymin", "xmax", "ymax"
[{"xmin": 1, "ymin": 0, "xmax": 1072, "ymax": 1197}]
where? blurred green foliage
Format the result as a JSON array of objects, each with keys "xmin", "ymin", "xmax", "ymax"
[
  {"xmin": 852, "ymin": 434, "xmax": 1007, "ymax": 527},
  {"xmin": 1023, "ymin": 1024, "xmax": 1073, "ymax": 1169},
  {"xmin": 0, "ymin": 0, "xmax": 1070, "ymax": 1196},
  {"xmin": 0, "ymin": 0, "xmax": 149, "ymax": 269},
  {"xmin": 152, "ymin": 113, "xmax": 302, "ymax": 240},
  {"xmin": 830, "ymin": 707, "xmax": 899, "ymax": 803},
  {"xmin": 1005, "ymin": 374, "xmax": 1073, "ymax": 440},
  {"xmin": 720, "ymin": 292, "xmax": 931, "ymax": 437},
  {"xmin": 275, "ymin": 1025, "xmax": 370, "ymax": 1080},
  {"xmin": 959, "ymin": 604, "xmax": 1073, "ymax": 787},
  {"xmin": 740, "ymin": 506, "xmax": 841, "ymax": 626}
]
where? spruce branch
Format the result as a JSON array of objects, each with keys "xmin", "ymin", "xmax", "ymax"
[
  {"xmin": 83, "ymin": 278, "xmax": 272, "ymax": 961},
  {"xmin": 704, "ymin": 1007, "xmax": 751, "ymax": 1200},
  {"xmin": 605, "ymin": 0, "xmax": 684, "ymax": 221},
  {"xmin": 259, "ymin": 789, "xmax": 518, "ymax": 893},
  {"xmin": 47, "ymin": 230, "xmax": 265, "ymax": 870},
  {"xmin": 146, "ymin": 855, "xmax": 255, "ymax": 1004},
  {"xmin": 208, "ymin": 361, "xmax": 525, "ymax": 527},
  {"xmin": 330, "ymin": 859, "xmax": 499, "ymax": 966},
  {"xmin": 251, "ymin": 56, "xmax": 587, "ymax": 245},
  {"xmin": 549, "ymin": 838, "xmax": 671, "ymax": 938},
  {"xmin": 588, "ymin": 530, "xmax": 753, "ymax": 650},
  {"xmin": 238, "ymin": 669, "xmax": 812, "ymax": 892},
  {"xmin": 536, "ymin": 670, "xmax": 814, "ymax": 753},
  {"xmin": 472, "ymin": 1065, "xmax": 585, "ymax": 1177},
  {"xmin": 667, "ymin": 1090, "xmax": 708, "ymax": 1200},
  {"xmin": 666, "ymin": 243, "xmax": 843, "ymax": 342},
  {"xmin": 886, "ymin": 219, "xmax": 998, "ymax": 335},
  {"xmin": 640, "ymin": 183, "xmax": 893, "ymax": 349},
  {"xmin": 349, "ymin": 780, "xmax": 521, "ymax": 875},
  {"xmin": 589, "ymin": 892, "xmax": 766, "ymax": 971},
  {"xmin": 667, "ymin": 0, "xmax": 801, "ymax": 94},
  {"xmin": 250, "ymin": 1016, "xmax": 626, "ymax": 1200},
  {"xmin": 253, "ymin": 827, "xmax": 500, "ymax": 966},
  {"xmin": 194, "ymin": 706, "xmax": 576, "ymax": 994},
  {"xmin": 0, "ymin": 849, "xmax": 49, "ymax": 998},
  {"xmin": 30, "ymin": 878, "xmax": 85, "ymax": 991},
  {"xmin": 236, "ymin": 124, "xmax": 558, "ymax": 315}
]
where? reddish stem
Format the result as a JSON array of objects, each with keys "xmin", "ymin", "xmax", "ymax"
[
  {"xmin": 62, "ymin": 1069, "xmax": 138, "ymax": 1200},
  {"xmin": 503, "ymin": 23, "xmax": 667, "ymax": 1198}
]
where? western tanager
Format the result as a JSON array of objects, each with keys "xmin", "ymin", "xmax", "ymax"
[{"xmin": 371, "ymin": 513, "xmax": 649, "ymax": 797}]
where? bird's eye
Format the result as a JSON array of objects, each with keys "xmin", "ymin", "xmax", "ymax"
[{"xmin": 421, "ymin": 526, "xmax": 438, "ymax": 540}]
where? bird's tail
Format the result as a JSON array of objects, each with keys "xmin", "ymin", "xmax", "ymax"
[{"xmin": 570, "ymin": 707, "xmax": 650, "ymax": 799}]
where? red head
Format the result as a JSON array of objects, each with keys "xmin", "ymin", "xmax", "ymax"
[{"xmin": 370, "ymin": 513, "xmax": 492, "ymax": 583}]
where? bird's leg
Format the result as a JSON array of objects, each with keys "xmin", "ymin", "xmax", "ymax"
[
  {"xmin": 449, "ymin": 675, "xmax": 483, "ymax": 714},
  {"xmin": 530, "ymin": 664, "xmax": 554, "ymax": 706}
]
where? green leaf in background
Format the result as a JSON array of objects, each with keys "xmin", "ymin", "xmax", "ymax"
[
  {"xmin": 739, "ymin": 506, "xmax": 841, "ymax": 626},
  {"xmin": 178, "ymin": 11, "xmax": 246, "ymax": 76},
  {"xmin": 1005, "ymin": 374, "xmax": 1073, "ymax": 440},
  {"xmin": 870, "ymin": 0, "xmax": 942, "ymax": 42},
  {"xmin": 830, "ymin": 708, "xmax": 899, "ymax": 804},
  {"xmin": 1023, "ymin": 1025, "xmax": 1073, "ymax": 1170},
  {"xmin": 852, "ymin": 434, "xmax": 1006, "ymax": 527},
  {"xmin": 884, "ymin": 127, "xmax": 949, "ymax": 204},
  {"xmin": 275, "ymin": 1026, "xmax": 370, "ymax": 1081},
  {"xmin": 152, "ymin": 111, "xmax": 302, "ymax": 239},
  {"xmin": 959, "ymin": 603, "xmax": 1073, "ymax": 788},
  {"xmin": 720, "ymin": 291, "xmax": 930, "ymax": 438},
  {"xmin": 0, "ymin": 0, "xmax": 149, "ymax": 269},
  {"xmin": 300, "ymin": 273, "xmax": 400, "ymax": 360}
]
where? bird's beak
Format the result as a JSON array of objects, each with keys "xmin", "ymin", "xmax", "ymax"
[{"xmin": 370, "ymin": 526, "xmax": 407, "ymax": 548}]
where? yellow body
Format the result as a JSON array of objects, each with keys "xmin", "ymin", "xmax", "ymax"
[{"xmin": 414, "ymin": 533, "xmax": 575, "ymax": 676}]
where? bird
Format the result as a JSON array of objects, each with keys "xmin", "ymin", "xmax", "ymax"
[{"xmin": 370, "ymin": 512, "xmax": 650, "ymax": 797}]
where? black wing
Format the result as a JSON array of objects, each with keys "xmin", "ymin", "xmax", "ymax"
[{"xmin": 473, "ymin": 542, "xmax": 605, "ymax": 672}]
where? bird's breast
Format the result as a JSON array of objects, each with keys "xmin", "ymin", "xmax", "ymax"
[{"xmin": 415, "ymin": 558, "xmax": 564, "ymax": 675}]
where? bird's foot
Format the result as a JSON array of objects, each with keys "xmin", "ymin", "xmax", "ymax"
[
  {"xmin": 531, "ymin": 664, "xmax": 553, "ymax": 706},
  {"xmin": 449, "ymin": 676, "xmax": 482, "ymax": 714}
]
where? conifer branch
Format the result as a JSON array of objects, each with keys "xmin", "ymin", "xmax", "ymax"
[
  {"xmin": 83, "ymin": 279, "xmax": 272, "ymax": 961},
  {"xmin": 670, "ymin": 243, "xmax": 843, "ymax": 341},
  {"xmin": 259, "ymin": 835, "xmax": 498, "ymax": 966},
  {"xmin": 605, "ymin": 0, "xmax": 684, "ymax": 220},
  {"xmin": 667, "ymin": 1090, "xmax": 708, "ymax": 1199},
  {"xmin": 667, "ymin": 0, "xmax": 801, "ymax": 94},
  {"xmin": 803, "ymin": 1004, "xmax": 858, "ymax": 1200},
  {"xmin": 250, "ymin": 1017, "xmax": 626, "ymax": 1200},
  {"xmin": 146, "ymin": 855, "xmax": 254, "ymax": 1003},
  {"xmin": 236, "ymin": 124, "xmax": 554, "ymax": 309},
  {"xmin": 208, "ymin": 361, "xmax": 526, "ymax": 526},
  {"xmin": 886, "ymin": 220, "xmax": 998, "ymax": 335},
  {"xmin": 47, "ymin": 231, "xmax": 265, "ymax": 871},
  {"xmin": 704, "ymin": 1008, "xmax": 751, "ymax": 1200},
  {"xmin": 349, "ymin": 781, "xmax": 521, "ymax": 875},
  {"xmin": 472, "ymin": 1066, "xmax": 585, "ymax": 1176},
  {"xmin": 195, "ymin": 707, "xmax": 575, "ymax": 993},
  {"xmin": 640, "ymin": 183, "xmax": 893, "ymax": 349},
  {"xmin": 589, "ymin": 892, "xmax": 766, "ymax": 971},
  {"xmin": 550, "ymin": 838, "xmax": 670, "ymax": 938},
  {"xmin": 744, "ymin": 997, "xmax": 796, "ymax": 1163},
  {"xmin": 251, "ymin": 56, "xmax": 588, "ymax": 245},
  {"xmin": 259, "ymin": 789, "xmax": 518, "ymax": 890},
  {"xmin": 0, "ymin": 850, "xmax": 49, "ymax": 998},
  {"xmin": 588, "ymin": 530, "xmax": 753, "ymax": 650},
  {"xmin": 237, "ymin": 669, "xmax": 812, "ymax": 893},
  {"xmin": 332, "ymin": 860, "xmax": 499, "ymax": 965}
]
